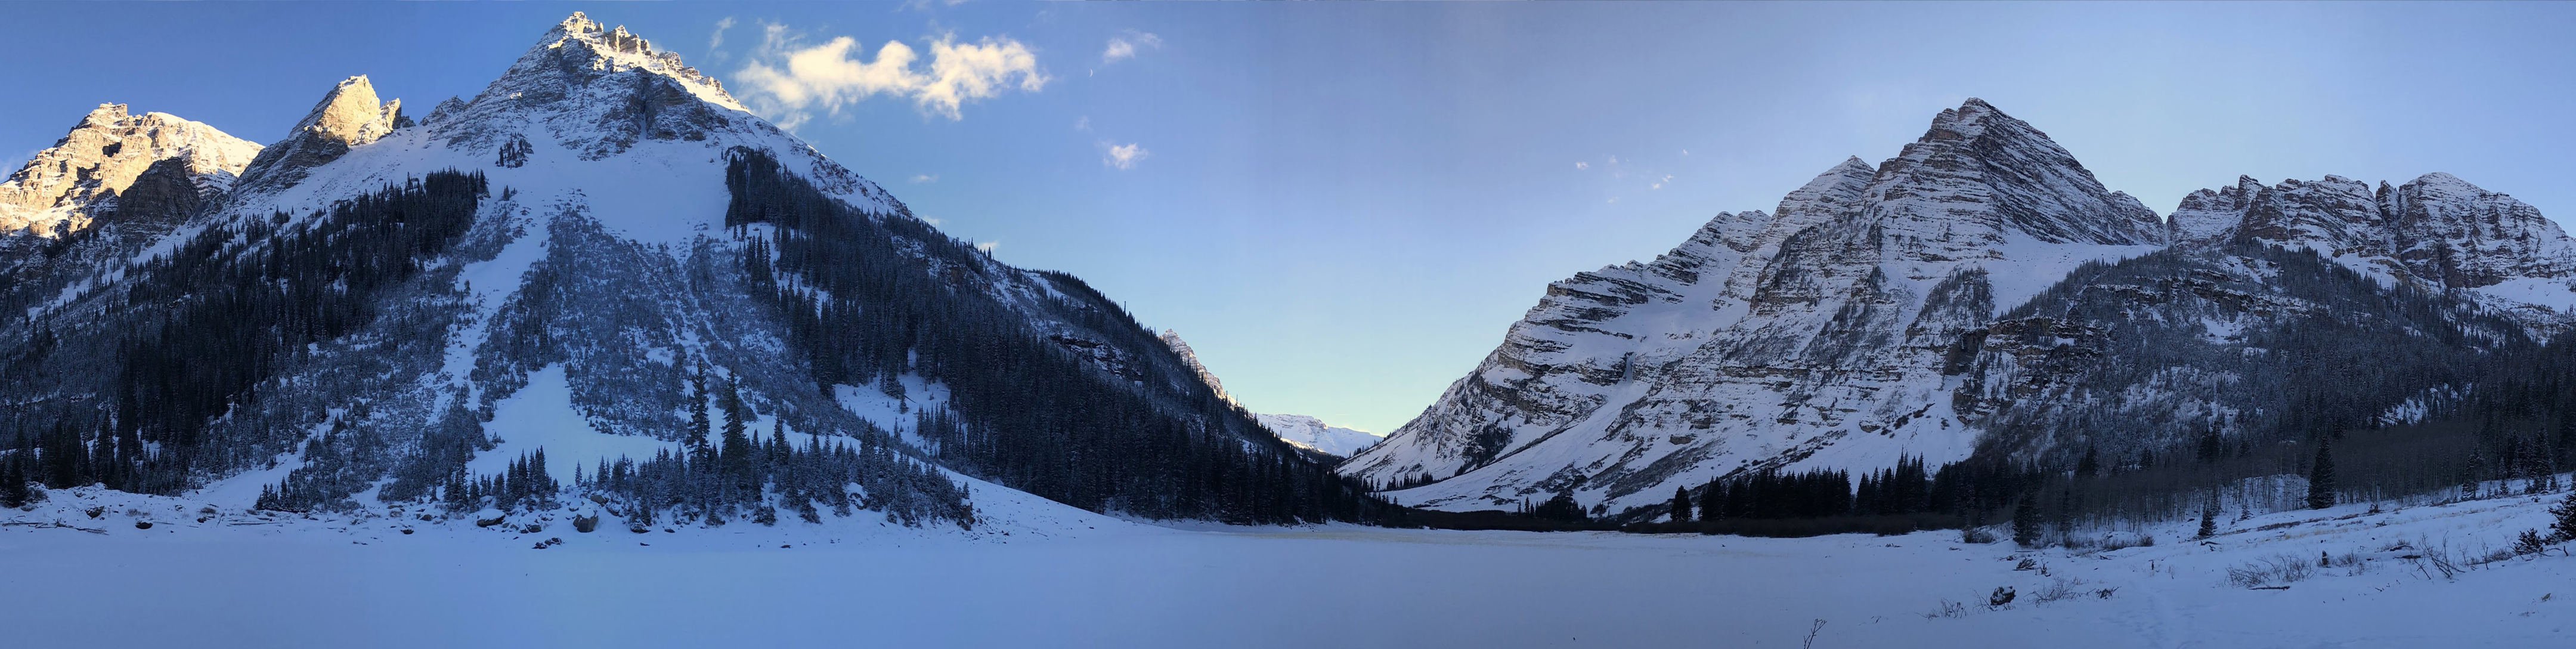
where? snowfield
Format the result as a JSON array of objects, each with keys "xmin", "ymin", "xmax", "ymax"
[{"xmin": 5, "ymin": 480, "xmax": 2572, "ymax": 648}]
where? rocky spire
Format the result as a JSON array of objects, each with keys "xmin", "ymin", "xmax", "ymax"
[
  {"xmin": 0, "ymin": 103, "xmax": 261, "ymax": 236},
  {"xmin": 234, "ymin": 75, "xmax": 403, "ymax": 191}
]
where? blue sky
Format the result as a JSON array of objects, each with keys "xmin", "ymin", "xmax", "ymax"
[{"xmin": 7, "ymin": 2, "xmax": 2576, "ymax": 432}]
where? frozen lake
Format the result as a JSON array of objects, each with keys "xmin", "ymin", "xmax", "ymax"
[{"xmin": 7, "ymin": 487, "xmax": 2572, "ymax": 648}]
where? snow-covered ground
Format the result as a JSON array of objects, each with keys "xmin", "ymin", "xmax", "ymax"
[{"xmin": 4, "ymin": 482, "xmax": 2572, "ymax": 648}]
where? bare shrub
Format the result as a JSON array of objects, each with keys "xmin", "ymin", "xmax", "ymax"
[
  {"xmin": 2226, "ymin": 553, "xmax": 2317, "ymax": 588},
  {"xmin": 2032, "ymin": 577, "xmax": 2088, "ymax": 605},
  {"xmin": 1961, "ymin": 526, "xmax": 1997, "ymax": 544}
]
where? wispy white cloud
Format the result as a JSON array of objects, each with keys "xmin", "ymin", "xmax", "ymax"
[
  {"xmin": 1102, "ymin": 141, "xmax": 1149, "ymax": 170},
  {"xmin": 710, "ymin": 17, "xmax": 736, "ymax": 54},
  {"xmin": 902, "ymin": 0, "xmax": 968, "ymax": 11},
  {"xmin": 1102, "ymin": 30, "xmax": 1162, "ymax": 64},
  {"xmin": 909, "ymin": 174, "xmax": 938, "ymax": 183},
  {"xmin": 733, "ymin": 23, "xmax": 1049, "ymax": 128}
]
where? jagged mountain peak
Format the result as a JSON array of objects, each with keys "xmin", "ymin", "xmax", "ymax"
[
  {"xmin": 2392, "ymin": 171, "xmax": 2493, "ymax": 205},
  {"xmin": 1868, "ymin": 98, "xmax": 2165, "ymax": 246},
  {"xmin": 1346, "ymin": 98, "xmax": 2183, "ymax": 514},
  {"xmin": 76, "ymin": 102, "xmax": 130, "ymax": 128},
  {"xmin": 411, "ymin": 11, "xmax": 814, "ymax": 180},
  {"xmin": 0, "ymin": 104, "xmax": 260, "ymax": 236},
  {"xmin": 490, "ymin": 11, "xmax": 741, "ymax": 112},
  {"xmin": 1772, "ymin": 157, "xmax": 1875, "ymax": 223},
  {"xmin": 297, "ymin": 76, "xmax": 401, "ymax": 146},
  {"xmin": 234, "ymin": 75, "xmax": 404, "ymax": 192}
]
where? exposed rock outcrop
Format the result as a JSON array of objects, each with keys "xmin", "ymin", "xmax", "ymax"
[
  {"xmin": 234, "ymin": 75, "xmax": 403, "ymax": 192},
  {"xmin": 0, "ymin": 103, "xmax": 259, "ymax": 236}
]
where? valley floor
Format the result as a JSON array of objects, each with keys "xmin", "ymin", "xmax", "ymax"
[{"xmin": 3, "ymin": 486, "xmax": 2571, "ymax": 648}]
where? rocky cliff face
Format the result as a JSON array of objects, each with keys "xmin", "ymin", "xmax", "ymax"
[
  {"xmin": 1345, "ymin": 98, "xmax": 2576, "ymax": 519},
  {"xmin": 1343, "ymin": 100, "xmax": 2169, "ymax": 514},
  {"xmin": 0, "ymin": 104, "xmax": 260, "ymax": 236},
  {"xmin": 2171, "ymin": 173, "xmax": 2576, "ymax": 329}
]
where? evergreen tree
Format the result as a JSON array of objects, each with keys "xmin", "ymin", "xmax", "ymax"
[
  {"xmin": 687, "ymin": 364, "xmax": 713, "ymax": 466},
  {"xmin": 2011, "ymin": 496, "xmax": 2040, "ymax": 548},
  {"xmin": 718, "ymin": 376, "xmax": 753, "ymax": 489},
  {"xmin": 1698, "ymin": 479, "xmax": 1722, "ymax": 522},
  {"xmin": 2196, "ymin": 492, "xmax": 2219, "ymax": 539},
  {"xmin": 1670, "ymin": 486, "xmax": 1692, "ymax": 523},
  {"xmin": 2552, "ymin": 490, "xmax": 2576, "ymax": 543},
  {"xmin": 2306, "ymin": 440, "xmax": 2337, "ymax": 509},
  {"xmin": 2465, "ymin": 448, "xmax": 2488, "ymax": 500},
  {"xmin": 1530, "ymin": 492, "xmax": 1586, "ymax": 523},
  {"xmin": 0, "ymin": 456, "xmax": 29, "ymax": 508}
]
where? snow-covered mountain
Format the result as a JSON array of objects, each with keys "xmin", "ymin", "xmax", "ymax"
[
  {"xmin": 1255, "ymin": 414, "xmax": 1382, "ymax": 458},
  {"xmin": 2169, "ymin": 172, "xmax": 2576, "ymax": 327},
  {"xmin": 0, "ymin": 13, "xmax": 1379, "ymax": 527},
  {"xmin": 1345, "ymin": 98, "xmax": 2576, "ymax": 518},
  {"xmin": 0, "ymin": 104, "xmax": 261, "ymax": 239},
  {"xmin": 0, "ymin": 103, "xmax": 259, "ymax": 254}
]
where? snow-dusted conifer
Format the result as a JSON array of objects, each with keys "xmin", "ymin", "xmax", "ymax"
[{"xmin": 2550, "ymin": 490, "xmax": 2576, "ymax": 543}]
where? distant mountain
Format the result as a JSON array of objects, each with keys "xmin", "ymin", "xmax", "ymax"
[
  {"xmin": 0, "ymin": 13, "xmax": 1383, "ymax": 528},
  {"xmin": 1155, "ymin": 329, "xmax": 1383, "ymax": 457},
  {"xmin": 1256, "ymin": 414, "xmax": 1382, "ymax": 458},
  {"xmin": 1346, "ymin": 98, "xmax": 2576, "ymax": 519}
]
